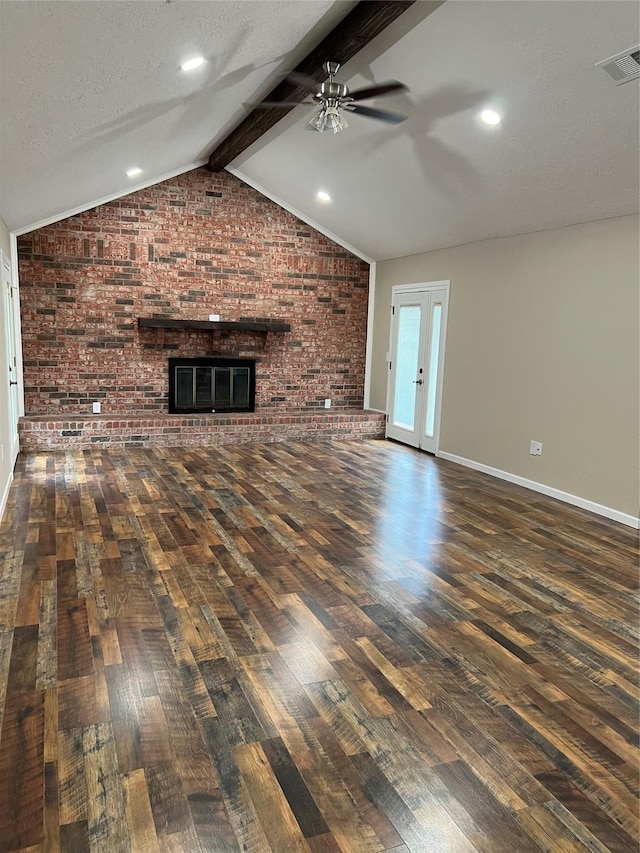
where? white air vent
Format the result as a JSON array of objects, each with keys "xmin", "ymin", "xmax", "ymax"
[{"xmin": 596, "ymin": 46, "xmax": 640, "ymax": 85}]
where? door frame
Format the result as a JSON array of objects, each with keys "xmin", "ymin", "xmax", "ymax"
[
  {"xmin": 385, "ymin": 280, "xmax": 450, "ymax": 454},
  {"xmin": 2, "ymin": 248, "xmax": 20, "ymax": 462}
]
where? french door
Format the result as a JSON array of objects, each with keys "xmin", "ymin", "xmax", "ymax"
[{"xmin": 386, "ymin": 282, "xmax": 449, "ymax": 453}]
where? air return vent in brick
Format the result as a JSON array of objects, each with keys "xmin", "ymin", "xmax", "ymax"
[{"xmin": 596, "ymin": 46, "xmax": 640, "ymax": 84}]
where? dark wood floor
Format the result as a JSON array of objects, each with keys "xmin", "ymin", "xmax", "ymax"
[{"xmin": 0, "ymin": 439, "xmax": 637, "ymax": 853}]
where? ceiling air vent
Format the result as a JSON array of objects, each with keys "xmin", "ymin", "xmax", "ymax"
[{"xmin": 596, "ymin": 46, "xmax": 640, "ymax": 85}]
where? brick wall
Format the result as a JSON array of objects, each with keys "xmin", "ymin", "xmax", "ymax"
[{"xmin": 17, "ymin": 168, "xmax": 370, "ymax": 416}]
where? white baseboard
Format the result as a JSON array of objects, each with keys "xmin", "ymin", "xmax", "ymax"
[
  {"xmin": 0, "ymin": 469, "xmax": 13, "ymax": 525},
  {"xmin": 437, "ymin": 451, "xmax": 639, "ymax": 529}
]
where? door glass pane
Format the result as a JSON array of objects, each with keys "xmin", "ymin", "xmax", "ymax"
[
  {"xmin": 231, "ymin": 368, "xmax": 250, "ymax": 408},
  {"xmin": 393, "ymin": 305, "xmax": 421, "ymax": 429},
  {"xmin": 425, "ymin": 303, "xmax": 442, "ymax": 438},
  {"xmin": 195, "ymin": 367, "xmax": 213, "ymax": 405},
  {"xmin": 176, "ymin": 367, "xmax": 193, "ymax": 408}
]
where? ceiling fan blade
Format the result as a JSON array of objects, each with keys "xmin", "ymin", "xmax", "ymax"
[
  {"xmin": 285, "ymin": 70, "xmax": 322, "ymax": 92},
  {"xmin": 250, "ymin": 100, "xmax": 312, "ymax": 108},
  {"xmin": 348, "ymin": 81, "xmax": 408, "ymax": 101},
  {"xmin": 346, "ymin": 104, "xmax": 407, "ymax": 124}
]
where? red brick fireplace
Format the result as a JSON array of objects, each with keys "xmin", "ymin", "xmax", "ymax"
[{"xmin": 17, "ymin": 168, "xmax": 384, "ymax": 449}]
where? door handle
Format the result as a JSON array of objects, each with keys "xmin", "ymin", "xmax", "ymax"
[
  {"xmin": 413, "ymin": 379, "xmax": 423, "ymax": 385},
  {"xmin": 9, "ymin": 381, "xmax": 17, "ymax": 386}
]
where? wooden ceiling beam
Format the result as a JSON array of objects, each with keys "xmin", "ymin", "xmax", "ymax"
[{"xmin": 206, "ymin": 0, "xmax": 416, "ymax": 172}]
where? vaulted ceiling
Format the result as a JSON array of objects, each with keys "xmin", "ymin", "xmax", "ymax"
[{"xmin": 1, "ymin": 1, "xmax": 638, "ymax": 261}]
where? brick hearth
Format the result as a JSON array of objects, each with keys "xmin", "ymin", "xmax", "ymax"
[{"xmin": 19, "ymin": 410, "xmax": 386, "ymax": 451}]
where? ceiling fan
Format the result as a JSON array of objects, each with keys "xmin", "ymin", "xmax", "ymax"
[{"xmin": 261, "ymin": 61, "xmax": 409, "ymax": 133}]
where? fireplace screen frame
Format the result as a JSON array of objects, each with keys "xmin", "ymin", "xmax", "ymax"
[{"xmin": 168, "ymin": 357, "xmax": 256, "ymax": 414}]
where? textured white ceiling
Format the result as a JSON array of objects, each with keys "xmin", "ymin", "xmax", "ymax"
[
  {"xmin": 0, "ymin": 0, "xmax": 353, "ymax": 231},
  {"xmin": 1, "ymin": 0, "xmax": 638, "ymax": 262},
  {"xmin": 234, "ymin": 0, "xmax": 640, "ymax": 259}
]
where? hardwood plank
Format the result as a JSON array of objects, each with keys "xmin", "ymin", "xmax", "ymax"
[
  {"xmin": 14, "ymin": 582, "xmax": 41, "ymax": 627},
  {"xmin": 199, "ymin": 657, "xmax": 268, "ymax": 747},
  {"xmin": 59, "ymin": 821, "xmax": 89, "ymax": 853},
  {"xmin": 55, "ymin": 557, "xmax": 78, "ymax": 602},
  {"xmin": 261, "ymin": 736, "xmax": 330, "ymax": 839},
  {"xmin": 58, "ymin": 728, "xmax": 87, "ymax": 825},
  {"xmin": 114, "ymin": 617, "xmax": 158, "ymax": 698},
  {"xmin": 122, "ymin": 768, "xmax": 161, "ymax": 853},
  {"xmin": 234, "ymin": 740, "xmax": 310, "ymax": 852},
  {"xmin": 332, "ymin": 636, "xmax": 413, "ymax": 714},
  {"xmin": 433, "ymin": 759, "xmax": 541, "ymax": 853},
  {"xmin": 516, "ymin": 801, "xmax": 612, "ymax": 853},
  {"xmin": 0, "ymin": 692, "xmax": 45, "ymax": 852},
  {"xmin": 424, "ymin": 704, "xmax": 548, "ymax": 809},
  {"xmin": 57, "ymin": 599, "xmax": 93, "ymax": 681},
  {"xmin": 113, "ymin": 695, "xmax": 172, "ymax": 772},
  {"xmin": 278, "ymin": 641, "xmax": 339, "ymax": 686},
  {"xmin": 350, "ymin": 751, "xmax": 470, "ymax": 853},
  {"xmin": 306, "ymin": 835, "xmax": 344, "ymax": 853},
  {"xmin": 58, "ymin": 674, "xmax": 108, "ymax": 730},
  {"xmin": 35, "ymin": 580, "xmax": 57, "ymax": 689},
  {"xmin": 82, "ymin": 722, "xmax": 130, "ymax": 852},
  {"xmin": 354, "ymin": 637, "xmax": 433, "ymax": 710},
  {"xmin": 178, "ymin": 605, "xmax": 223, "ymax": 663},
  {"xmin": 6, "ymin": 625, "xmax": 39, "ymax": 693},
  {"xmin": 145, "ymin": 761, "xmax": 194, "ymax": 841},
  {"xmin": 188, "ymin": 789, "xmax": 239, "ymax": 853},
  {"xmin": 153, "ymin": 667, "xmax": 219, "ymax": 797},
  {"xmin": 241, "ymin": 652, "xmax": 321, "ymax": 754},
  {"xmin": 309, "ymin": 715, "xmax": 404, "ymax": 851},
  {"xmin": 41, "ymin": 759, "xmax": 61, "ymax": 853},
  {"xmin": 289, "ymin": 741, "xmax": 387, "ymax": 853},
  {"xmin": 43, "ymin": 687, "xmax": 58, "ymax": 763},
  {"xmin": 200, "ymin": 717, "xmax": 274, "ymax": 852},
  {"xmin": 330, "ymin": 656, "xmax": 398, "ymax": 717},
  {"xmin": 104, "ymin": 661, "xmax": 147, "ymax": 722},
  {"xmin": 535, "ymin": 770, "xmax": 639, "ymax": 853}
]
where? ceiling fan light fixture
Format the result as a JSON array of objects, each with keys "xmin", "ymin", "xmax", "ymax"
[{"xmin": 310, "ymin": 105, "xmax": 348, "ymax": 134}]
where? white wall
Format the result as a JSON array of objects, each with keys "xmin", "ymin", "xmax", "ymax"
[
  {"xmin": 0, "ymin": 214, "xmax": 16, "ymax": 520},
  {"xmin": 371, "ymin": 215, "xmax": 639, "ymax": 522}
]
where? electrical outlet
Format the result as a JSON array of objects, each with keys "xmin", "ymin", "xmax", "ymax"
[
  {"xmin": 530, "ymin": 440, "xmax": 543, "ymax": 456},
  {"xmin": 209, "ymin": 314, "xmax": 220, "ymax": 322},
  {"xmin": 93, "ymin": 401, "xmax": 101, "ymax": 415},
  {"xmin": 324, "ymin": 398, "xmax": 331, "ymax": 409}
]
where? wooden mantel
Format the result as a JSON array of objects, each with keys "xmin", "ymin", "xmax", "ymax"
[{"xmin": 137, "ymin": 317, "xmax": 291, "ymax": 333}]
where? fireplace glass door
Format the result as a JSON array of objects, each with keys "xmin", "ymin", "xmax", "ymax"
[{"xmin": 169, "ymin": 358, "xmax": 255, "ymax": 413}]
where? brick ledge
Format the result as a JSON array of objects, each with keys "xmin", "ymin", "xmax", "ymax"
[{"xmin": 19, "ymin": 409, "xmax": 386, "ymax": 451}]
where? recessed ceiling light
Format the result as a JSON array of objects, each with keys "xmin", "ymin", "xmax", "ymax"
[
  {"xmin": 126, "ymin": 167, "xmax": 143, "ymax": 178},
  {"xmin": 480, "ymin": 109, "xmax": 502, "ymax": 126},
  {"xmin": 181, "ymin": 56, "xmax": 205, "ymax": 72},
  {"xmin": 316, "ymin": 191, "xmax": 331, "ymax": 203}
]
